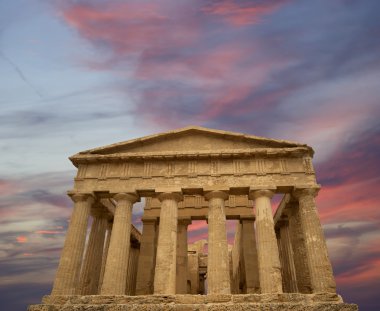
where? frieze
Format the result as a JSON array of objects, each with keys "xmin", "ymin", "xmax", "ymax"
[
  {"xmin": 76, "ymin": 164, "xmax": 87, "ymax": 180},
  {"xmin": 303, "ymin": 157, "xmax": 315, "ymax": 174},
  {"xmin": 76, "ymin": 157, "xmax": 311, "ymax": 181},
  {"xmin": 73, "ymin": 173, "xmax": 317, "ymax": 196}
]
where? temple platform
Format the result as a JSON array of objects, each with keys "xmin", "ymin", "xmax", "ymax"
[{"xmin": 28, "ymin": 293, "xmax": 358, "ymax": 310}]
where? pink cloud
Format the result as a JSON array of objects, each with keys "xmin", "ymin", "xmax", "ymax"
[
  {"xmin": 16, "ymin": 236, "xmax": 27, "ymax": 243},
  {"xmin": 0, "ymin": 180, "xmax": 19, "ymax": 196},
  {"xmin": 188, "ymin": 220, "xmax": 208, "ymax": 232},
  {"xmin": 317, "ymin": 179, "xmax": 380, "ymax": 224},
  {"xmin": 336, "ymin": 257, "xmax": 380, "ymax": 286},
  {"xmin": 34, "ymin": 230, "xmax": 64, "ymax": 234},
  {"xmin": 58, "ymin": 1, "xmax": 294, "ymax": 129},
  {"xmin": 61, "ymin": 1, "xmax": 199, "ymax": 57},
  {"xmin": 202, "ymin": 0, "xmax": 288, "ymax": 26}
]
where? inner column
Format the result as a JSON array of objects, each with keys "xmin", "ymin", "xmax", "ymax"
[
  {"xmin": 135, "ymin": 217, "xmax": 158, "ymax": 295},
  {"xmin": 78, "ymin": 207, "xmax": 108, "ymax": 294},
  {"xmin": 176, "ymin": 218, "xmax": 191, "ymax": 294},
  {"xmin": 100, "ymin": 193, "xmax": 139, "ymax": 295},
  {"xmin": 241, "ymin": 217, "xmax": 260, "ymax": 293},
  {"xmin": 250, "ymin": 189, "xmax": 283, "ymax": 294},
  {"xmin": 153, "ymin": 192, "xmax": 182, "ymax": 294},
  {"xmin": 205, "ymin": 191, "xmax": 231, "ymax": 295}
]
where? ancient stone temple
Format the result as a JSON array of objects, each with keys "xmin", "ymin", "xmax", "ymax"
[{"xmin": 29, "ymin": 126, "xmax": 358, "ymax": 310}]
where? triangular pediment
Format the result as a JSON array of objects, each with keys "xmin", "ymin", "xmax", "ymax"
[{"xmin": 73, "ymin": 126, "xmax": 311, "ymax": 157}]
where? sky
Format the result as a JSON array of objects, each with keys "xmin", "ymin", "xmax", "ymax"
[{"xmin": 0, "ymin": 0, "xmax": 379, "ymax": 310}]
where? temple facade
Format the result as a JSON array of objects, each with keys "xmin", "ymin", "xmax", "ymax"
[{"xmin": 29, "ymin": 126, "xmax": 357, "ymax": 310}]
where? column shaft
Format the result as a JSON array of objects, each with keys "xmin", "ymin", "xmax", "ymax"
[
  {"xmin": 51, "ymin": 194, "xmax": 93, "ymax": 295},
  {"xmin": 100, "ymin": 193, "xmax": 138, "ymax": 295},
  {"xmin": 176, "ymin": 219, "xmax": 190, "ymax": 294},
  {"xmin": 288, "ymin": 202, "xmax": 312, "ymax": 293},
  {"xmin": 241, "ymin": 219, "xmax": 260, "ymax": 293},
  {"xmin": 154, "ymin": 193, "xmax": 182, "ymax": 294},
  {"xmin": 98, "ymin": 221, "xmax": 112, "ymax": 292},
  {"xmin": 206, "ymin": 191, "xmax": 231, "ymax": 294},
  {"xmin": 279, "ymin": 222, "xmax": 298, "ymax": 292},
  {"xmin": 135, "ymin": 219, "xmax": 158, "ymax": 295},
  {"xmin": 294, "ymin": 189, "xmax": 336, "ymax": 293},
  {"xmin": 79, "ymin": 213, "xmax": 107, "ymax": 294},
  {"xmin": 126, "ymin": 246, "xmax": 140, "ymax": 295},
  {"xmin": 251, "ymin": 190, "xmax": 283, "ymax": 293}
]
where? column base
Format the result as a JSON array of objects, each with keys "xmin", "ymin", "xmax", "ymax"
[{"xmin": 28, "ymin": 294, "xmax": 358, "ymax": 311}]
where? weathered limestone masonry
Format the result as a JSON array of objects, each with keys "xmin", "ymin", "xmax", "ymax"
[{"xmin": 29, "ymin": 126, "xmax": 358, "ymax": 311}]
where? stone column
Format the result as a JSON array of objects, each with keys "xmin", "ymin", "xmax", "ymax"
[
  {"xmin": 176, "ymin": 218, "xmax": 191, "ymax": 294},
  {"xmin": 100, "ymin": 193, "xmax": 139, "ymax": 295},
  {"xmin": 250, "ymin": 189, "xmax": 282, "ymax": 293},
  {"xmin": 135, "ymin": 218, "xmax": 158, "ymax": 295},
  {"xmin": 79, "ymin": 208, "xmax": 108, "ymax": 294},
  {"xmin": 98, "ymin": 220, "xmax": 113, "ymax": 292},
  {"xmin": 126, "ymin": 245, "xmax": 140, "ymax": 295},
  {"xmin": 279, "ymin": 220, "xmax": 298, "ymax": 293},
  {"xmin": 154, "ymin": 192, "xmax": 182, "ymax": 294},
  {"xmin": 288, "ymin": 201, "xmax": 311, "ymax": 293},
  {"xmin": 187, "ymin": 247, "xmax": 200, "ymax": 294},
  {"xmin": 241, "ymin": 217, "xmax": 260, "ymax": 293},
  {"xmin": 205, "ymin": 191, "xmax": 231, "ymax": 294},
  {"xmin": 293, "ymin": 188, "xmax": 336, "ymax": 293},
  {"xmin": 51, "ymin": 193, "xmax": 94, "ymax": 295}
]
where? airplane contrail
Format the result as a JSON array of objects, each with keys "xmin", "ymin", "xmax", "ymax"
[{"xmin": 0, "ymin": 50, "xmax": 44, "ymax": 99}]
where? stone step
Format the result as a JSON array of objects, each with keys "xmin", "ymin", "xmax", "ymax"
[{"xmin": 28, "ymin": 302, "xmax": 358, "ymax": 311}]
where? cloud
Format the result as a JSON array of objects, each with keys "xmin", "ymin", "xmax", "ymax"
[
  {"xmin": 16, "ymin": 236, "xmax": 27, "ymax": 243},
  {"xmin": 61, "ymin": 0, "xmax": 199, "ymax": 56},
  {"xmin": 55, "ymin": 0, "xmax": 380, "ymax": 146},
  {"xmin": 34, "ymin": 230, "xmax": 65, "ymax": 235},
  {"xmin": 202, "ymin": 0, "xmax": 288, "ymax": 26}
]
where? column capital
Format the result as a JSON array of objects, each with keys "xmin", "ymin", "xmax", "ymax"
[
  {"xmin": 113, "ymin": 192, "xmax": 139, "ymax": 203},
  {"xmin": 157, "ymin": 192, "xmax": 183, "ymax": 202},
  {"xmin": 68, "ymin": 192, "xmax": 95, "ymax": 204},
  {"xmin": 292, "ymin": 186, "xmax": 320, "ymax": 199},
  {"xmin": 204, "ymin": 190, "xmax": 229, "ymax": 201},
  {"xmin": 249, "ymin": 189, "xmax": 275, "ymax": 200}
]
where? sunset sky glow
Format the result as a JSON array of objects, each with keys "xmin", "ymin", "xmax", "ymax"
[{"xmin": 0, "ymin": 1, "xmax": 379, "ymax": 310}]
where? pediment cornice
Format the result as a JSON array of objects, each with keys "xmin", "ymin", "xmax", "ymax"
[{"xmin": 70, "ymin": 146, "xmax": 312, "ymax": 166}]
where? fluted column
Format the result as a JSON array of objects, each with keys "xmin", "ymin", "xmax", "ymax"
[
  {"xmin": 126, "ymin": 245, "xmax": 140, "ymax": 295},
  {"xmin": 279, "ymin": 220, "xmax": 298, "ymax": 292},
  {"xmin": 250, "ymin": 189, "xmax": 282, "ymax": 293},
  {"xmin": 98, "ymin": 220, "xmax": 113, "ymax": 292},
  {"xmin": 293, "ymin": 188, "xmax": 336, "ymax": 293},
  {"xmin": 241, "ymin": 218, "xmax": 260, "ymax": 293},
  {"xmin": 100, "ymin": 193, "xmax": 139, "ymax": 295},
  {"xmin": 205, "ymin": 191, "xmax": 231, "ymax": 294},
  {"xmin": 135, "ymin": 218, "xmax": 158, "ymax": 295},
  {"xmin": 78, "ymin": 208, "xmax": 108, "ymax": 295},
  {"xmin": 51, "ymin": 193, "xmax": 94, "ymax": 295},
  {"xmin": 288, "ymin": 202, "xmax": 311, "ymax": 293},
  {"xmin": 176, "ymin": 218, "xmax": 191, "ymax": 294},
  {"xmin": 154, "ymin": 192, "xmax": 183, "ymax": 294}
]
